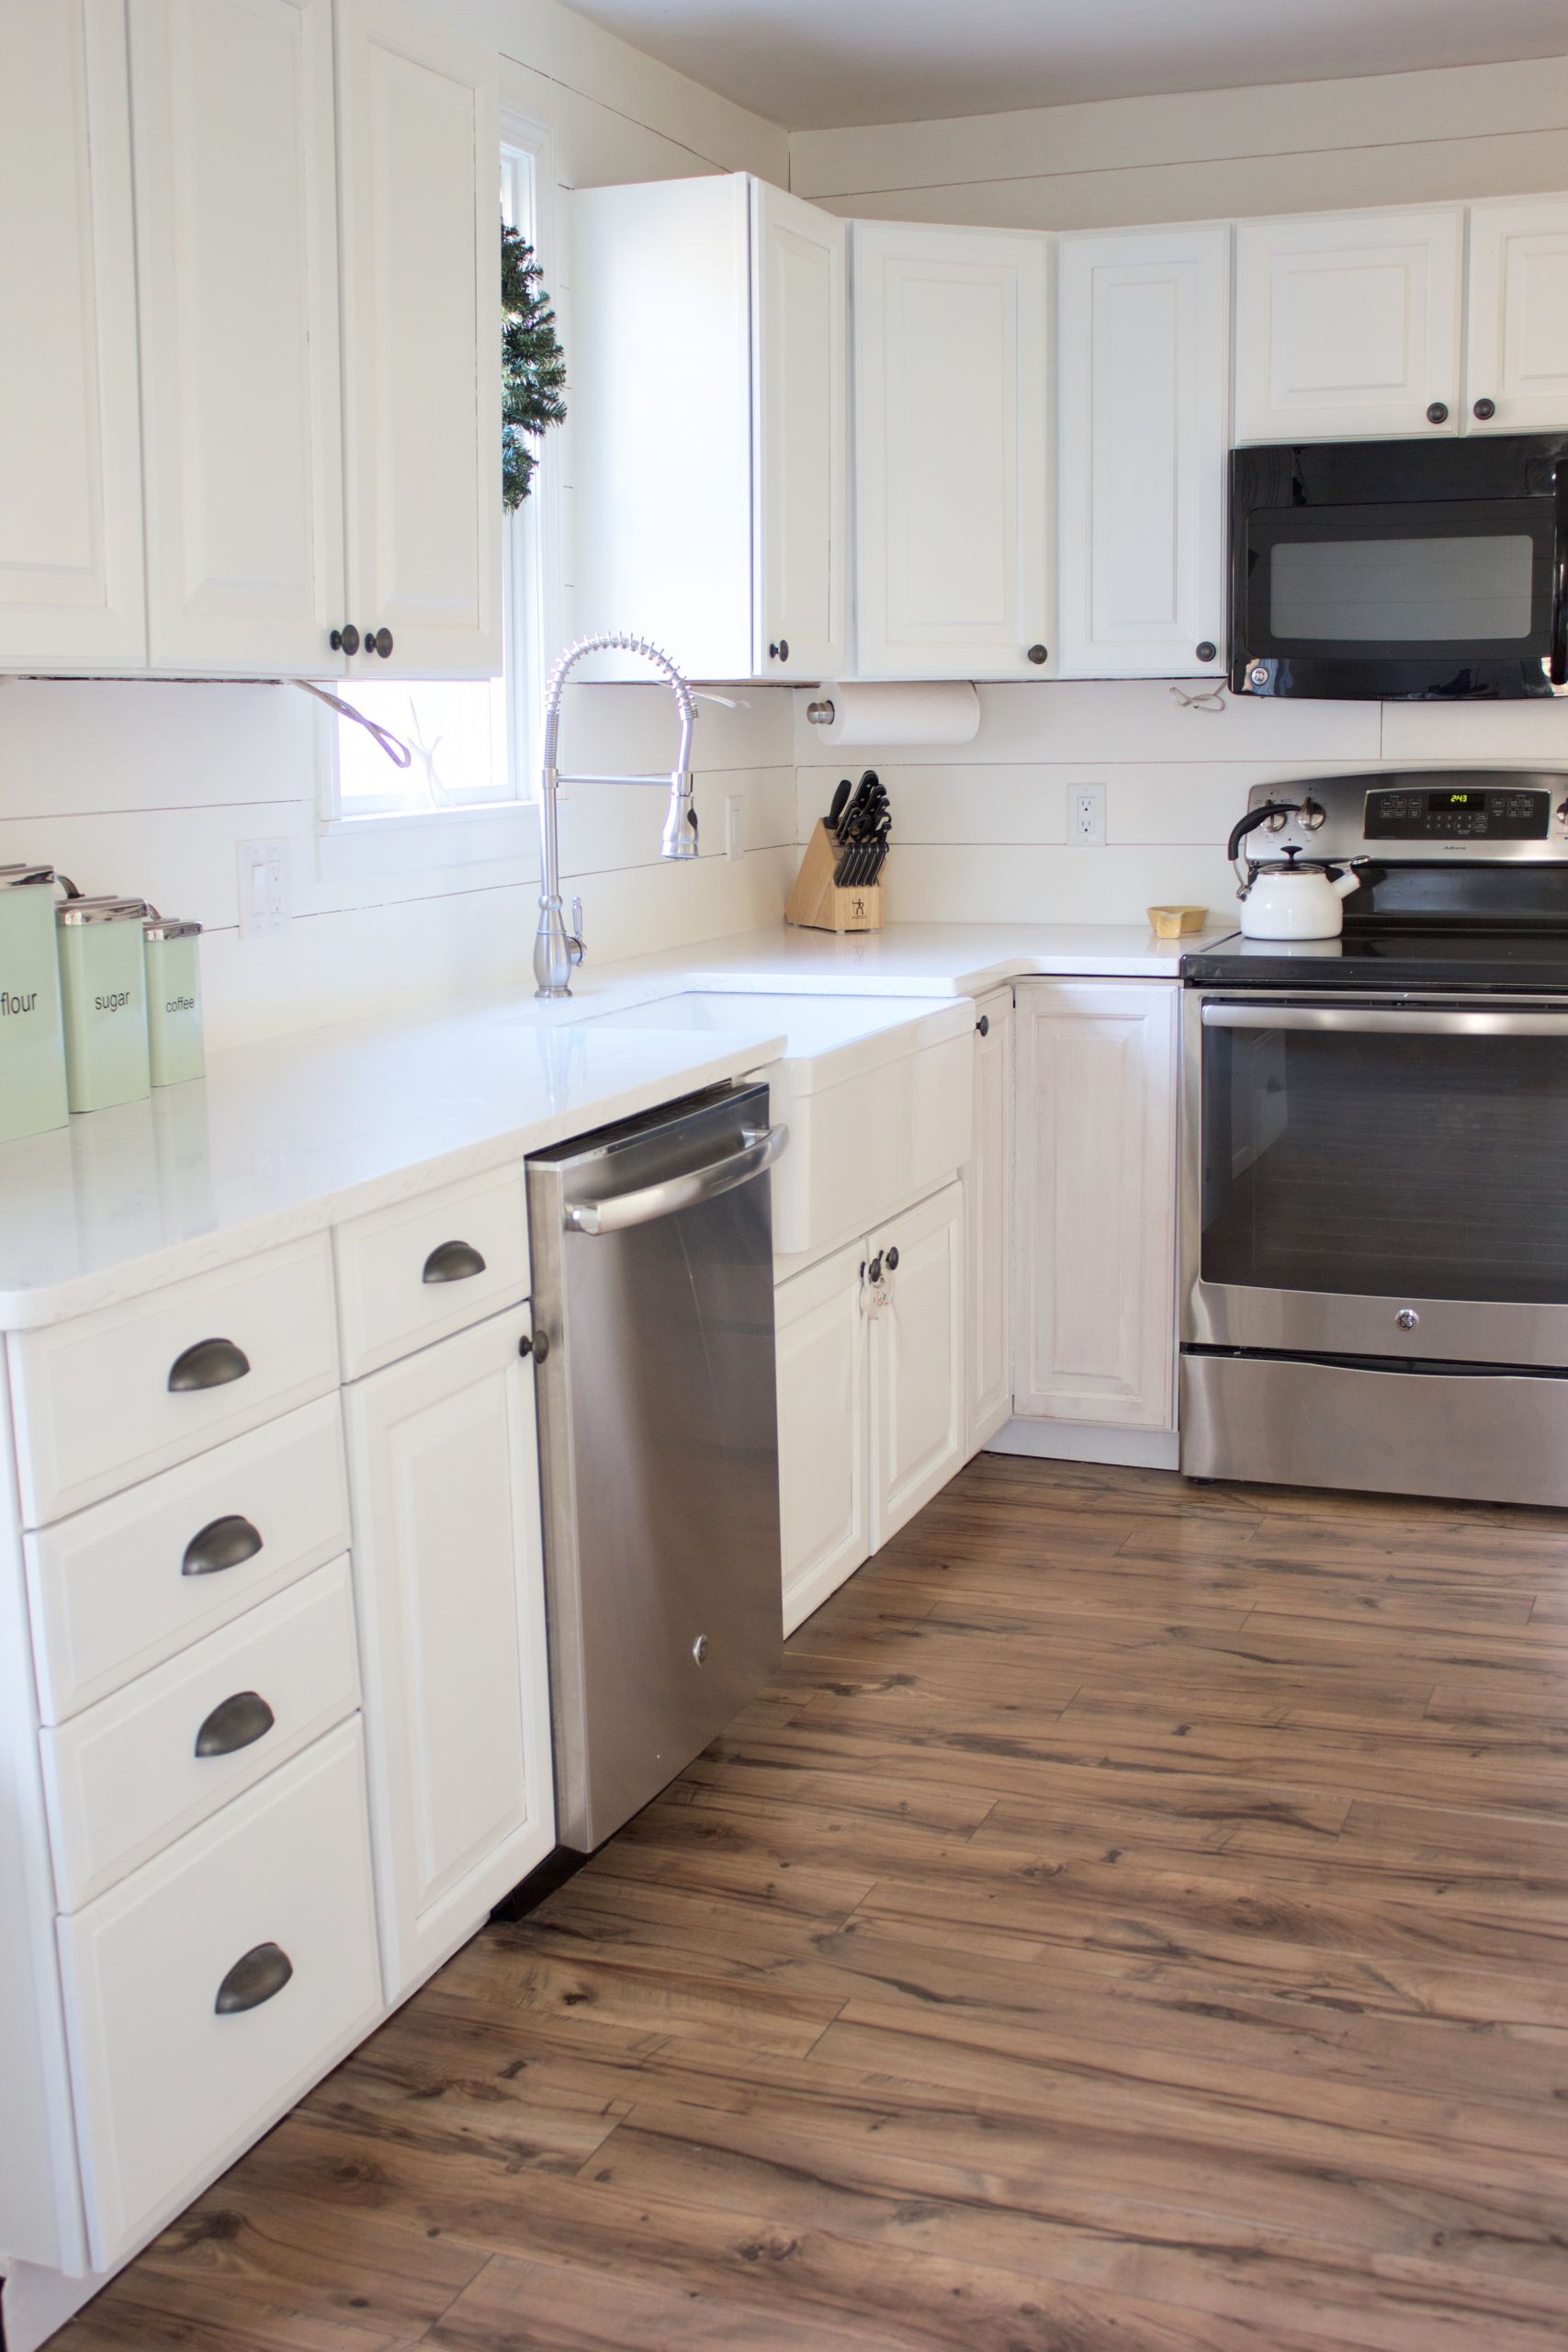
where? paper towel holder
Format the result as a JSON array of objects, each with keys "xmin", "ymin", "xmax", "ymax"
[{"xmin": 806, "ymin": 698, "xmax": 836, "ymax": 727}]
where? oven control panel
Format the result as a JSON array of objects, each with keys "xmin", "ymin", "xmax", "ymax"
[{"xmin": 1365, "ymin": 786, "xmax": 1551, "ymax": 841}]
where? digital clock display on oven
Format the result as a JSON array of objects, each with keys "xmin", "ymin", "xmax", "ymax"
[{"xmin": 1365, "ymin": 787, "xmax": 1551, "ymax": 841}]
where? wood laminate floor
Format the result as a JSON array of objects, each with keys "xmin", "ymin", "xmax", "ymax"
[{"xmin": 51, "ymin": 1456, "xmax": 1568, "ymax": 2352}]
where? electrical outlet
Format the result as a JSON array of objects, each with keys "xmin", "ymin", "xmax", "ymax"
[
  {"xmin": 1070, "ymin": 784, "xmax": 1106, "ymax": 847},
  {"xmin": 725, "ymin": 794, "xmax": 744, "ymax": 863},
  {"xmin": 237, "ymin": 839, "xmax": 293, "ymax": 938}
]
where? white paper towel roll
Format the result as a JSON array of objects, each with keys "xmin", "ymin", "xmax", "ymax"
[{"xmin": 805, "ymin": 680, "xmax": 981, "ymax": 749}]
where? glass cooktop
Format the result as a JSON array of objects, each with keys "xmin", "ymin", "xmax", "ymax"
[{"xmin": 1183, "ymin": 927, "xmax": 1568, "ymax": 993}]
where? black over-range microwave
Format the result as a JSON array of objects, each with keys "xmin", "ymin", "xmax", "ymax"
[{"xmin": 1229, "ymin": 434, "xmax": 1568, "ymax": 700}]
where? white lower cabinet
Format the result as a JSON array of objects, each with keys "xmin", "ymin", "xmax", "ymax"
[
  {"xmin": 57, "ymin": 1717, "xmax": 381, "ymax": 2271},
  {"xmin": 344, "ymin": 1302, "xmax": 553, "ymax": 2000},
  {"xmin": 777, "ymin": 1179, "xmax": 965, "ymax": 1634},
  {"xmin": 965, "ymin": 989, "xmax": 1014, "ymax": 1452},
  {"xmin": 776, "ymin": 1238, "xmax": 870, "ymax": 1637},
  {"xmin": 1014, "ymin": 980, "xmax": 1179, "ymax": 1431}
]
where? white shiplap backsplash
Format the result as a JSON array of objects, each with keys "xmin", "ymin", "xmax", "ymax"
[{"xmin": 795, "ymin": 684, "xmax": 1568, "ymax": 928}]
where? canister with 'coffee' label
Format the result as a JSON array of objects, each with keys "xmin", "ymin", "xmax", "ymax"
[
  {"xmin": 57, "ymin": 897, "xmax": 151, "ymax": 1114},
  {"xmin": 142, "ymin": 915, "xmax": 205, "ymax": 1087},
  {"xmin": 0, "ymin": 864, "xmax": 69, "ymax": 1142}
]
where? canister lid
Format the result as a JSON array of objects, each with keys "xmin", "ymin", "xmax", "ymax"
[
  {"xmin": 57, "ymin": 896, "xmax": 148, "ymax": 927},
  {"xmin": 143, "ymin": 915, "xmax": 201, "ymax": 941},
  {"xmin": 0, "ymin": 863, "xmax": 55, "ymax": 889}
]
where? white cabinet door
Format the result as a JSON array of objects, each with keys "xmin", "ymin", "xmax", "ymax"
[
  {"xmin": 752, "ymin": 182, "xmax": 847, "ymax": 683},
  {"xmin": 965, "ymin": 989, "xmax": 1013, "ymax": 1453},
  {"xmin": 1014, "ymin": 981, "xmax": 1179, "ymax": 1431},
  {"xmin": 0, "ymin": 0, "xmax": 144, "ymax": 671},
  {"xmin": 852, "ymin": 221, "xmax": 1049, "ymax": 679},
  {"xmin": 130, "ymin": 0, "xmax": 344, "ymax": 676},
  {"xmin": 1234, "ymin": 208, "xmax": 1463, "ymax": 444},
  {"xmin": 336, "ymin": 0, "xmax": 500, "ymax": 677},
  {"xmin": 1057, "ymin": 226, "xmax": 1229, "ymax": 679},
  {"xmin": 872, "ymin": 1180, "xmax": 964, "ymax": 1546},
  {"xmin": 345, "ymin": 1304, "xmax": 553, "ymax": 1999},
  {"xmin": 1465, "ymin": 196, "xmax": 1568, "ymax": 435},
  {"xmin": 776, "ymin": 1238, "xmax": 869, "ymax": 1636}
]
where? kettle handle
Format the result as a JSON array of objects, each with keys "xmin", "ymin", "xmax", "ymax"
[{"xmin": 1226, "ymin": 801, "xmax": 1300, "ymax": 868}]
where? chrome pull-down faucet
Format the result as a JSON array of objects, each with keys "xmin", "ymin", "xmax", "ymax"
[{"xmin": 534, "ymin": 630, "xmax": 698, "ymax": 998}]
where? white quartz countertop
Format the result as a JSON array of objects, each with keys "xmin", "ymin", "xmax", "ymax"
[{"xmin": 0, "ymin": 920, "xmax": 1218, "ymax": 1328}]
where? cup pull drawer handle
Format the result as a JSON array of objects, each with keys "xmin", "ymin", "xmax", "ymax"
[
  {"xmin": 215, "ymin": 1941, "xmax": 293, "ymax": 2016},
  {"xmin": 181, "ymin": 1513, "xmax": 264, "ymax": 1577},
  {"xmin": 168, "ymin": 1337, "xmax": 252, "ymax": 1392},
  {"xmin": 422, "ymin": 1239, "xmax": 487, "ymax": 1283},
  {"xmin": 194, "ymin": 1690, "xmax": 276, "ymax": 1758}
]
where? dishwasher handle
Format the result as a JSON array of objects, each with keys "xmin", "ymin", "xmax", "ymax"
[{"xmin": 562, "ymin": 1123, "xmax": 787, "ymax": 1236}]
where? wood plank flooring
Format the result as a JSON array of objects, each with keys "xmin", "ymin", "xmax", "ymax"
[{"xmin": 51, "ymin": 1456, "xmax": 1568, "ymax": 2352}]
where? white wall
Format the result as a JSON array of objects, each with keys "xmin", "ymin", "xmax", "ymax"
[
  {"xmin": 0, "ymin": 4, "xmax": 794, "ymax": 1056},
  {"xmin": 790, "ymin": 54, "xmax": 1568, "ymax": 228},
  {"xmin": 795, "ymin": 690, "xmax": 1568, "ymax": 928}
]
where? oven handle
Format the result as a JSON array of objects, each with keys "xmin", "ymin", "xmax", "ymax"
[{"xmin": 1201, "ymin": 1003, "xmax": 1568, "ymax": 1038}]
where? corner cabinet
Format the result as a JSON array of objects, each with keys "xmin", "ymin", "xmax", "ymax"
[
  {"xmin": 1055, "ymin": 226, "xmax": 1229, "ymax": 680},
  {"xmin": 850, "ymin": 220, "xmax": 1050, "ymax": 679},
  {"xmin": 344, "ymin": 1302, "xmax": 553, "ymax": 2001},
  {"xmin": 965, "ymin": 989, "xmax": 1014, "ymax": 1451},
  {"xmin": 1013, "ymin": 981, "xmax": 1179, "ymax": 1432},
  {"xmin": 570, "ymin": 174, "xmax": 846, "ymax": 683}
]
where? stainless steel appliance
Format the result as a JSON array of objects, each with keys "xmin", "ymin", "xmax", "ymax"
[
  {"xmin": 1181, "ymin": 769, "xmax": 1568, "ymax": 1505},
  {"xmin": 1228, "ymin": 435, "xmax": 1568, "ymax": 700},
  {"xmin": 526, "ymin": 1081, "xmax": 786, "ymax": 1851}
]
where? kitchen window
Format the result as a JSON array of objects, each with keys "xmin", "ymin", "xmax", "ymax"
[{"xmin": 318, "ymin": 125, "xmax": 558, "ymax": 865}]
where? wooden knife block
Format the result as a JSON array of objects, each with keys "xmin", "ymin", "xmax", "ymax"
[{"xmin": 784, "ymin": 821, "xmax": 886, "ymax": 934}]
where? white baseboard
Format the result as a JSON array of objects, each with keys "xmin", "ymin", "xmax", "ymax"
[
  {"xmin": 2, "ymin": 2257, "xmax": 114, "ymax": 2352},
  {"xmin": 987, "ymin": 1417, "xmax": 1179, "ymax": 1471}
]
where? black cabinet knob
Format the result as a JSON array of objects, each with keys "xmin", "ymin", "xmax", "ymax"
[
  {"xmin": 976, "ymin": 1012, "xmax": 989, "ymax": 1037},
  {"xmin": 520, "ymin": 1329, "xmax": 549, "ymax": 1363},
  {"xmin": 769, "ymin": 639, "xmax": 790, "ymax": 662},
  {"xmin": 866, "ymin": 1252, "xmax": 882, "ymax": 1284},
  {"xmin": 1426, "ymin": 401, "xmax": 1450, "ymax": 424},
  {"xmin": 1026, "ymin": 643, "xmax": 1048, "ymax": 665},
  {"xmin": 330, "ymin": 624, "xmax": 361, "ymax": 655},
  {"xmin": 885, "ymin": 1246, "xmax": 899, "ymax": 1272},
  {"xmin": 1196, "ymin": 639, "xmax": 1217, "ymax": 663},
  {"xmin": 168, "ymin": 1337, "xmax": 251, "ymax": 1393},
  {"xmin": 1473, "ymin": 396, "xmax": 1496, "ymax": 421},
  {"xmin": 367, "ymin": 627, "xmax": 394, "ymax": 658}
]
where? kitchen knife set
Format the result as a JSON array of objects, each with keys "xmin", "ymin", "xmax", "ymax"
[{"xmin": 826, "ymin": 771, "xmax": 891, "ymax": 888}]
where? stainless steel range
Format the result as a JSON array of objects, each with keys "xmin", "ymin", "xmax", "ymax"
[{"xmin": 1180, "ymin": 768, "xmax": 1568, "ymax": 1507}]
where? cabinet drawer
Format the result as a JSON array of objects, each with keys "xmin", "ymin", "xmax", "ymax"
[
  {"xmin": 59, "ymin": 1718, "xmax": 381, "ymax": 2271},
  {"xmin": 8, "ymin": 1235, "xmax": 340, "ymax": 1525},
  {"xmin": 333, "ymin": 1164, "xmax": 529, "ymax": 1379},
  {"xmin": 27, "ymin": 1395, "xmax": 349, "ymax": 1722},
  {"xmin": 42, "ymin": 1557, "xmax": 360, "ymax": 1912}
]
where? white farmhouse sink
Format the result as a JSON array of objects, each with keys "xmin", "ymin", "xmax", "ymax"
[{"xmin": 580, "ymin": 992, "xmax": 975, "ymax": 1260}]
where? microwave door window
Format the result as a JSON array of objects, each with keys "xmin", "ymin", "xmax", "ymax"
[{"xmin": 1269, "ymin": 533, "xmax": 1536, "ymax": 645}]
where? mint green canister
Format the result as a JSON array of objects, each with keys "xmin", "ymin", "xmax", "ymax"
[
  {"xmin": 142, "ymin": 915, "xmax": 205, "ymax": 1087},
  {"xmin": 57, "ymin": 897, "xmax": 152, "ymax": 1114},
  {"xmin": 0, "ymin": 864, "xmax": 70, "ymax": 1142}
]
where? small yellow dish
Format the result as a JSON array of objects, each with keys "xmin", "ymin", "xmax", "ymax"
[{"xmin": 1147, "ymin": 904, "xmax": 1208, "ymax": 940}]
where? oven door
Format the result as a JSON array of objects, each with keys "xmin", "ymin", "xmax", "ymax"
[{"xmin": 1183, "ymin": 992, "xmax": 1568, "ymax": 1368}]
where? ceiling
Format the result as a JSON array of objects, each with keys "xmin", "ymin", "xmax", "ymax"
[{"xmin": 567, "ymin": 0, "xmax": 1568, "ymax": 130}]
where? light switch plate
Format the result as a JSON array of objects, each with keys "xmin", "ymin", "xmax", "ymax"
[{"xmin": 237, "ymin": 839, "xmax": 293, "ymax": 937}]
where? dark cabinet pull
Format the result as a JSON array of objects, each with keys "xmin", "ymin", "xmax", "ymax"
[
  {"xmin": 168, "ymin": 1337, "xmax": 251, "ymax": 1393},
  {"xmin": 182, "ymin": 1514, "xmax": 264, "ymax": 1577},
  {"xmin": 367, "ymin": 627, "xmax": 394, "ymax": 658},
  {"xmin": 215, "ymin": 1941, "xmax": 293, "ymax": 2016},
  {"xmin": 422, "ymin": 1238, "xmax": 486, "ymax": 1284},
  {"xmin": 1473, "ymin": 396, "xmax": 1496, "ymax": 421},
  {"xmin": 1196, "ymin": 639, "xmax": 1217, "ymax": 663},
  {"xmin": 330, "ymin": 624, "xmax": 361, "ymax": 655},
  {"xmin": 194, "ymin": 1690, "xmax": 276, "ymax": 1758},
  {"xmin": 976, "ymin": 1012, "xmax": 990, "ymax": 1037},
  {"xmin": 885, "ymin": 1246, "xmax": 900, "ymax": 1272},
  {"xmin": 518, "ymin": 1329, "xmax": 549, "ymax": 1362},
  {"xmin": 866, "ymin": 1252, "xmax": 883, "ymax": 1284},
  {"xmin": 768, "ymin": 639, "xmax": 790, "ymax": 662},
  {"xmin": 1426, "ymin": 401, "xmax": 1450, "ymax": 424},
  {"xmin": 1026, "ymin": 643, "xmax": 1048, "ymax": 665}
]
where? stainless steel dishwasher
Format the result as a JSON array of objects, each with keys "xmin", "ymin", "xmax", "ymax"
[{"xmin": 526, "ymin": 1080, "xmax": 786, "ymax": 1852}]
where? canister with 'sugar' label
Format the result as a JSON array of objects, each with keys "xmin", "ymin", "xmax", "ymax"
[{"xmin": 56, "ymin": 897, "xmax": 151, "ymax": 1114}]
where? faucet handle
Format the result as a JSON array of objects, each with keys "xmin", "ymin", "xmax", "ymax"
[{"xmin": 569, "ymin": 897, "xmax": 585, "ymax": 967}]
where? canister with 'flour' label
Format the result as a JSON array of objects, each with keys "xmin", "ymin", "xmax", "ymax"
[{"xmin": 0, "ymin": 864, "xmax": 69, "ymax": 1142}]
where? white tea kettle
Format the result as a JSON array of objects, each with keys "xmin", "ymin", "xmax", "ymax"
[{"xmin": 1227, "ymin": 800, "xmax": 1367, "ymax": 940}]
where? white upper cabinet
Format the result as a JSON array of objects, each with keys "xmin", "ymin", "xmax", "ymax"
[
  {"xmin": 1465, "ymin": 196, "xmax": 1568, "ymax": 435},
  {"xmin": 852, "ymin": 222, "xmax": 1049, "ymax": 679},
  {"xmin": 335, "ymin": 0, "xmax": 501, "ymax": 678},
  {"xmin": 1056, "ymin": 225, "xmax": 1229, "ymax": 680},
  {"xmin": 570, "ymin": 174, "xmax": 845, "ymax": 683},
  {"xmin": 1234, "ymin": 207, "xmax": 1463, "ymax": 444},
  {"xmin": 0, "ymin": 0, "xmax": 145, "ymax": 672},
  {"xmin": 130, "ymin": 0, "xmax": 345, "ymax": 675}
]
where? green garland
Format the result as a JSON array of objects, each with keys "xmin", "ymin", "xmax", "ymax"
[{"xmin": 502, "ymin": 220, "xmax": 567, "ymax": 510}]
